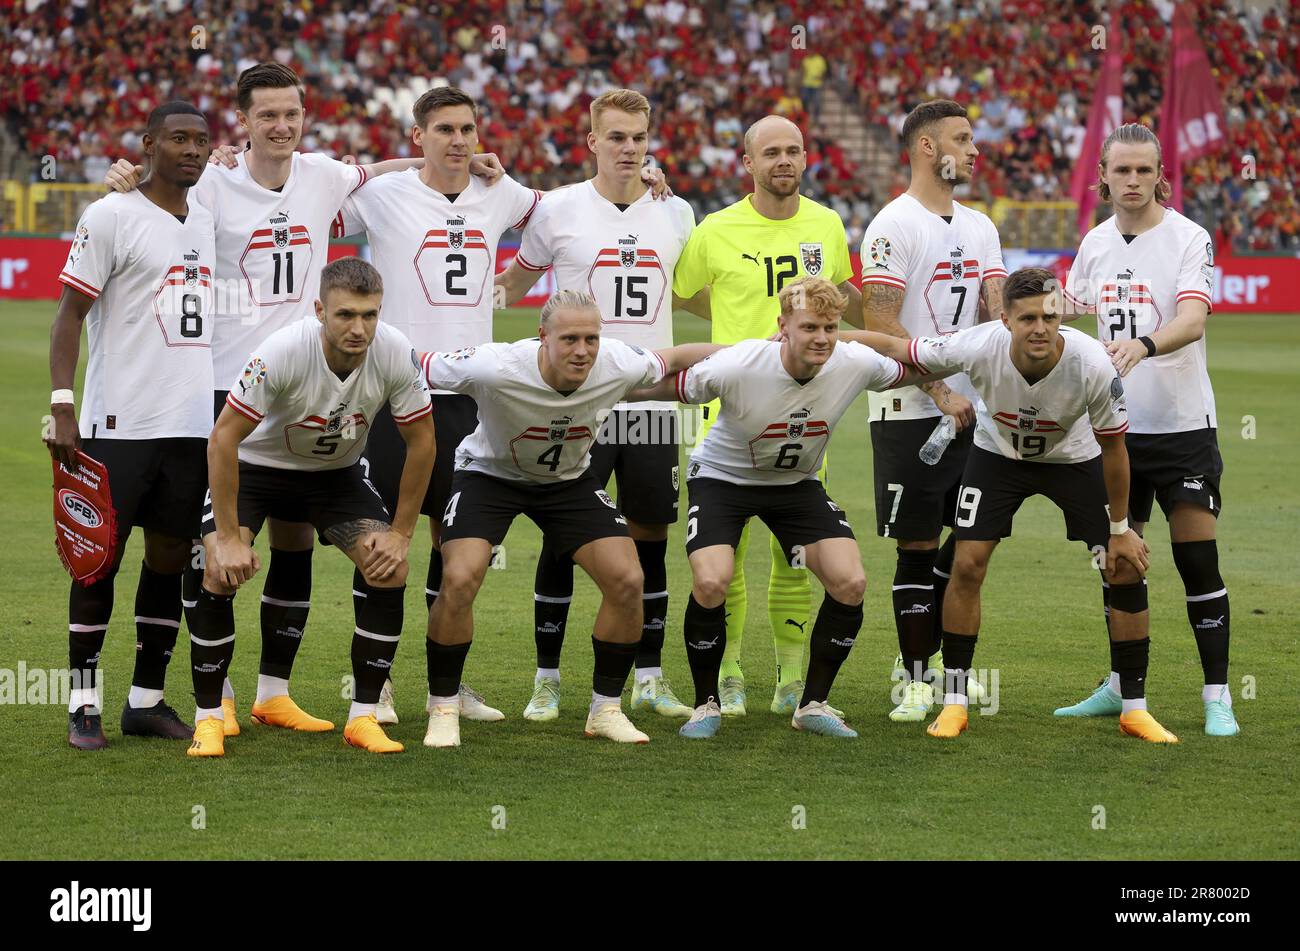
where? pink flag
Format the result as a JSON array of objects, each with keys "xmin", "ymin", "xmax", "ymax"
[
  {"xmin": 1070, "ymin": 11, "xmax": 1123, "ymax": 238},
  {"xmin": 1158, "ymin": 4, "xmax": 1227, "ymax": 210}
]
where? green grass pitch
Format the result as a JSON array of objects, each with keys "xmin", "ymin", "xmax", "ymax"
[{"xmin": 1, "ymin": 301, "xmax": 1296, "ymax": 859}]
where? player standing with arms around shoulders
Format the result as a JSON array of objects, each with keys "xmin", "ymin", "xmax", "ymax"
[
  {"xmin": 103, "ymin": 63, "xmax": 467, "ymax": 735},
  {"xmin": 632, "ymin": 277, "xmax": 943, "ymax": 739},
  {"xmin": 858, "ymin": 268, "xmax": 1179, "ymax": 743},
  {"xmin": 332, "ymin": 85, "xmax": 541, "ymax": 726},
  {"xmin": 49, "ymin": 101, "xmax": 216, "ymax": 750},
  {"xmin": 417, "ymin": 290, "xmax": 720, "ymax": 748},
  {"xmin": 858, "ymin": 99, "xmax": 1007, "ymax": 722},
  {"xmin": 668, "ymin": 114, "xmax": 863, "ymax": 718},
  {"xmin": 187, "ymin": 258, "xmax": 434, "ymax": 757},
  {"xmin": 496, "ymin": 88, "xmax": 703, "ymax": 723},
  {"xmin": 1056, "ymin": 123, "xmax": 1238, "ymax": 736}
]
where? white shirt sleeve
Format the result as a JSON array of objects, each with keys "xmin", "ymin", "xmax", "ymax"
[
  {"xmin": 843, "ymin": 341, "xmax": 908, "ymax": 392},
  {"xmin": 58, "ymin": 199, "xmax": 118, "ymax": 300},
  {"xmin": 860, "ymin": 209, "xmax": 911, "ymax": 292},
  {"xmin": 515, "ymin": 196, "xmax": 555, "ymax": 273},
  {"xmin": 982, "ymin": 216, "xmax": 1007, "ymax": 281},
  {"xmin": 607, "ymin": 339, "xmax": 667, "ymax": 391},
  {"xmin": 1086, "ymin": 349, "xmax": 1129, "ymax": 437},
  {"xmin": 421, "ymin": 344, "xmax": 497, "ymax": 397},
  {"xmin": 331, "ymin": 192, "xmax": 366, "ymax": 239},
  {"xmin": 383, "ymin": 330, "xmax": 433, "ymax": 426},
  {"xmin": 501, "ymin": 175, "xmax": 542, "ymax": 231},
  {"xmin": 907, "ymin": 326, "xmax": 974, "ymax": 376},
  {"xmin": 677, "ymin": 350, "xmax": 728, "ymax": 405},
  {"xmin": 1176, "ymin": 229, "xmax": 1214, "ymax": 312},
  {"xmin": 224, "ymin": 332, "xmax": 291, "ymax": 423}
]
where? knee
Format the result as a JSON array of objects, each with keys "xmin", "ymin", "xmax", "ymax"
[
  {"xmin": 828, "ymin": 571, "xmax": 867, "ymax": 606},
  {"xmin": 606, "ymin": 564, "xmax": 644, "ymax": 607},
  {"xmin": 145, "ymin": 537, "xmax": 191, "ymax": 574},
  {"xmin": 951, "ymin": 552, "xmax": 988, "ymax": 588},
  {"xmin": 439, "ymin": 564, "xmax": 483, "ymax": 604},
  {"xmin": 692, "ymin": 569, "xmax": 732, "ymax": 607},
  {"xmin": 1105, "ymin": 572, "xmax": 1148, "ymax": 613},
  {"xmin": 366, "ymin": 560, "xmax": 409, "ymax": 589}
]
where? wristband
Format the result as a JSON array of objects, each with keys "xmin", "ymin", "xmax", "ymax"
[
  {"xmin": 1138, "ymin": 335, "xmax": 1157, "ymax": 358},
  {"xmin": 1109, "ymin": 518, "xmax": 1130, "ymax": 536},
  {"xmin": 51, "ymin": 389, "xmax": 75, "ymax": 405}
]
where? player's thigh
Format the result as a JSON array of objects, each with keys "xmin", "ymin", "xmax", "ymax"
[
  {"xmin": 801, "ymin": 536, "xmax": 867, "ymax": 603},
  {"xmin": 950, "ymin": 447, "xmax": 1029, "ymax": 545},
  {"xmin": 1042, "ymin": 455, "xmax": 1113, "ymax": 565},
  {"xmin": 78, "ymin": 438, "xmax": 163, "ymax": 541},
  {"xmin": 427, "ymin": 394, "xmax": 479, "ymax": 532},
  {"xmin": 684, "ymin": 478, "xmax": 751, "ymax": 560},
  {"xmin": 760, "ymin": 479, "xmax": 856, "ymax": 570},
  {"xmin": 309, "ymin": 464, "xmax": 394, "ymax": 560},
  {"xmin": 609, "ymin": 409, "xmax": 681, "ymax": 529},
  {"xmin": 266, "ymin": 518, "xmax": 314, "ymax": 551},
  {"xmin": 524, "ymin": 474, "xmax": 631, "ymax": 562},
  {"xmin": 870, "ymin": 418, "xmax": 970, "ymax": 544},
  {"xmin": 198, "ymin": 461, "xmax": 284, "ymax": 544},
  {"xmin": 572, "ymin": 534, "xmax": 643, "ymax": 602},
  {"xmin": 438, "ymin": 471, "xmax": 523, "ymax": 552},
  {"xmin": 1128, "ymin": 430, "xmax": 1224, "ymax": 535}
]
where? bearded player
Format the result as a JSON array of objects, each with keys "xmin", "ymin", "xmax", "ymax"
[
  {"xmin": 669, "ymin": 114, "xmax": 862, "ymax": 717},
  {"xmin": 859, "ymin": 99, "xmax": 1006, "ymax": 722}
]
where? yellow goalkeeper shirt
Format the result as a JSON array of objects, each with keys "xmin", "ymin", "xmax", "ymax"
[{"xmin": 672, "ymin": 193, "xmax": 852, "ymax": 345}]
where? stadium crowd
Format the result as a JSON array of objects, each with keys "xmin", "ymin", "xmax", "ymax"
[{"xmin": 1, "ymin": 0, "xmax": 1295, "ymax": 252}]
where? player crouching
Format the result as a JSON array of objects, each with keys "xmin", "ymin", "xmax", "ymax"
[
  {"xmin": 634, "ymin": 277, "xmax": 943, "ymax": 739},
  {"xmin": 187, "ymin": 258, "xmax": 435, "ymax": 756},
  {"xmin": 854, "ymin": 268, "xmax": 1176, "ymax": 743}
]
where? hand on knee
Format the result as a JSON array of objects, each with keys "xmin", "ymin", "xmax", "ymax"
[{"xmin": 364, "ymin": 560, "xmax": 409, "ymax": 589}]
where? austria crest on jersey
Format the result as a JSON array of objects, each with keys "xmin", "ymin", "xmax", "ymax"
[
  {"xmin": 549, "ymin": 416, "xmax": 572, "ymax": 442},
  {"xmin": 788, "ymin": 408, "xmax": 810, "ymax": 440},
  {"xmin": 619, "ymin": 236, "xmax": 638, "ymax": 268},
  {"xmin": 949, "ymin": 247, "xmax": 965, "ymax": 280},
  {"xmin": 447, "ymin": 217, "xmax": 466, "ymax": 251},
  {"xmin": 800, "ymin": 243, "xmax": 823, "ymax": 276},
  {"xmin": 52, "ymin": 451, "xmax": 118, "ymax": 585}
]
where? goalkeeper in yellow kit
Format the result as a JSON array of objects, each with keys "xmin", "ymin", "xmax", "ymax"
[{"xmin": 672, "ymin": 115, "xmax": 863, "ymax": 715}]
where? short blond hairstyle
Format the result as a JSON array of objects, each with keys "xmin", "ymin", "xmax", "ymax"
[
  {"xmin": 540, "ymin": 288, "xmax": 599, "ymax": 326},
  {"xmin": 590, "ymin": 88, "xmax": 651, "ymax": 133},
  {"xmin": 779, "ymin": 276, "xmax": 847, "ymax": 323}
]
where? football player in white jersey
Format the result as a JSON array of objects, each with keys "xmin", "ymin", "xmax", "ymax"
[
  {"xmin": 859, "ymin": 99, "xmax": 1008, "ymax": 722},
  {"xmin": 496, "ymin": 88, "xmax": 707, "ymax": 724},
  {"xmin": 186, "ymin": 258, "xmax": 434, "ymax": 757},
  {"xmin": 330, "ymin": 85, "xmax": 543, "ymax": 727},
  {"xmin": 1056, "ymin": 123, "xmax": 1238, "ymax": 736},
  {"xmin": 631, "ymin": 277, "xmax": 941, "ymax": 740},
  {"xmin": 103, "ymin": 63, "xmax": 498, "ymax": 736},
  {"xmin": 416, "ymin": 290, "xmax": 719, "ymax": 748},
  {"xmin": 855, "ymin": 267, "xmax": 1181, "ymax": 744},
  {"xmin": 48, "ymin": 102, "xmax": 216, "ymax": 750}
]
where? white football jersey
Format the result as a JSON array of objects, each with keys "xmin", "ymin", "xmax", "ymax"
[
  {"xmin": 59, "ymin": 190, "xmax": 216, "ymax": 440},
  {"xmin": 332, "ymin": 170, "xmax": 540, "ymax": 388},
  {"xmin": 515, "ymin": 181, "xmax": 695, "ymax": 410},
  {"xmin": 681, "ymin": 339, "xmax": 907, "ymax": 486},
  {"xmin": 197, "ymin": 151, "xmax": 367, "ymax": 386},
  {"xmin": 1065, "ymin": 207, "xmax": 1216, "ymax": 434},
  {"xmin": 908, "ymin": 323, "xmax": 1128, "ymax": 464},
  {"xmin": 421, "ymin": 337, "xmax": 667, "ymax": 484},
  {"xmin": 860, "ymin": 194, "xmax": 1007, "ymax": 421},
  {"xmin": 226, "ymin": 318, "xmax": 430, "ymax": 471}
]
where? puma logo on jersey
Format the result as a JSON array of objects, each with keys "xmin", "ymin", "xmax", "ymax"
[{"xmin": 740, "ymin": 252, "xmax": 761, "ymax": 266}]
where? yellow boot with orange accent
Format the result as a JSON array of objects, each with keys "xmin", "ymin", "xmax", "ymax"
[
  {"xmin": 250, "ymin": 695, "xmax": 335, "ymax": 732},
  {"xmin": 926, "ymin": 703, "xmax": 969, "ymax": 739},
  {"xmin": 343, "ymin": 714, "xmax": 404, "ymax": 753},
  {"xmin": 221, "ymin": 697, "xmax": 241, "ymax": 736},
  {"xmin": 1119, "ymin": 708, "xmax": 1179, "ymax": 744},
  {"xmin": 187, "ymin": 717, "xmax": 226, "ymax": 757}
]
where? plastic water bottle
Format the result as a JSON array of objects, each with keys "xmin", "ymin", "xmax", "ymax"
[{"xmin": 918, "ymin": 415, "xmax": 956, "ymax": 466}]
